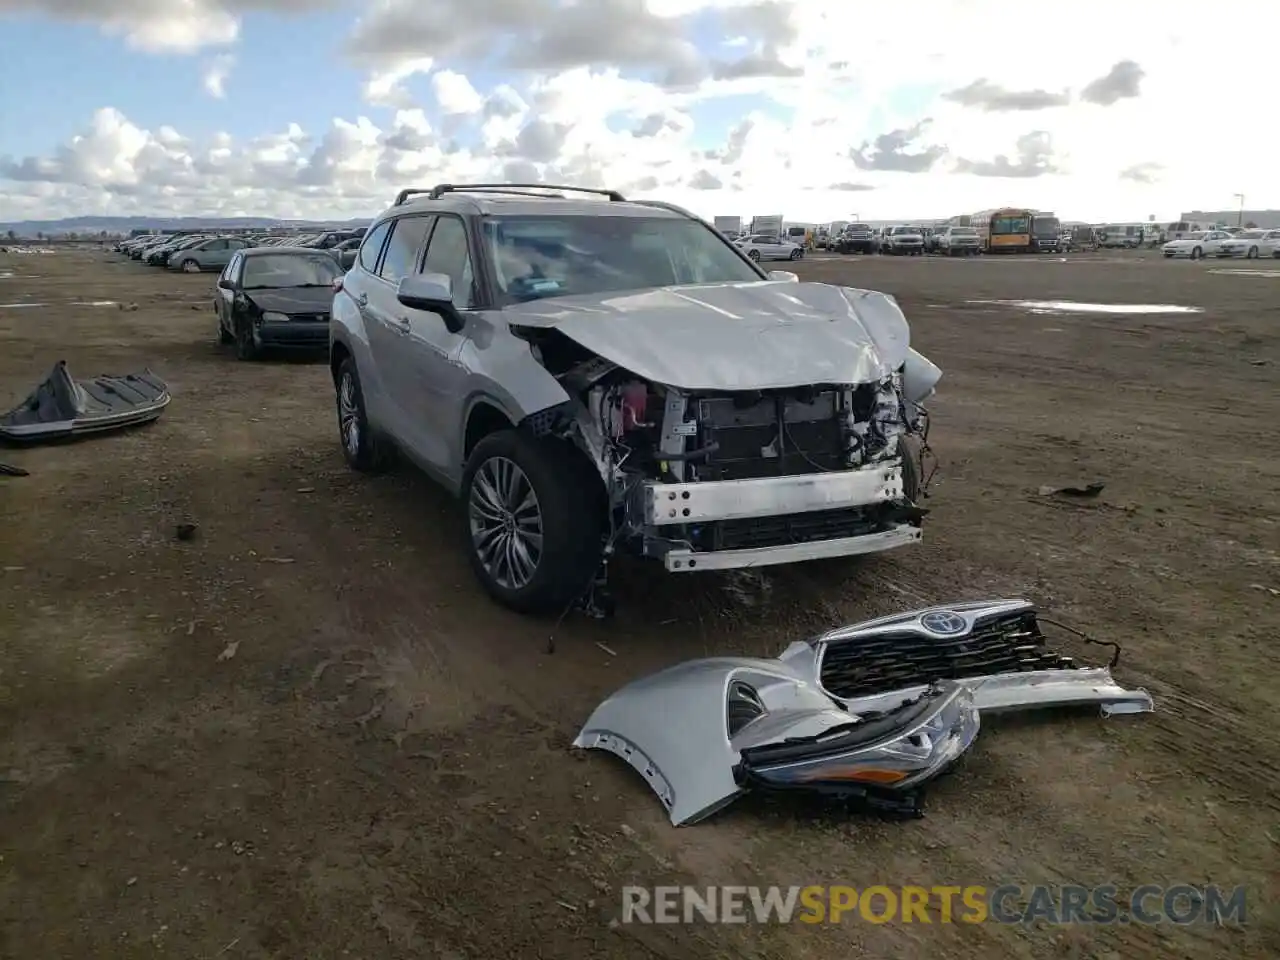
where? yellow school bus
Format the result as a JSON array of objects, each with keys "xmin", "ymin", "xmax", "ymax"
[{"xmin": 970, "ymin": 208, "xmax": 1033, "ymax": 253}]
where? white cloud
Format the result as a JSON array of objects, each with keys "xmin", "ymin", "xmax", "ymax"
[
  {"xmin": 3, "ymin": 1, "xmax": 1280, "ymax": 224},
  {"xmin": 202, "ymin": 54, "xmax": 234, "ymax": 99},
  {"xmin": 0, "ymin": 0, "xmax": 327, "ymax": 53},
  {"xmin": 430, "ymin": 69, "xmax": 484, "ymax": 115}
]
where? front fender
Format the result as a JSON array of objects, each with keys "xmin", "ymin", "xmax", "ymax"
[{"xmin": 457, "ymin": 314, "xmax": 571, "ymax": 419}]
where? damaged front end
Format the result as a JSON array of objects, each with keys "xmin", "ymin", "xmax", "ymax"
[
  {"xmin": 573, "ymin": 600, "xmax": 1151, "ymax": 826},
  {"xmin": 513, "ymin": 284, "xmax": 941, "ymax": 574}
]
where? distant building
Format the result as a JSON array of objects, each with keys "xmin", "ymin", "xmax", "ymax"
[{"xmin": 1181, "ymin": 209, "xmax": 1280, "ymax": 229}]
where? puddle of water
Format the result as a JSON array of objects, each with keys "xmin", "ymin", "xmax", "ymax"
[
  {"xmin": 0, "ymin": 302, "xmax": 45, "ymax": 309},
  {"xmin": 1210, "ymin": 269, "xmax": 1280, "ymax": 278},
  {"xmin": 969, "ymin": 299, "xmax": 1203, "ymax": 315}
]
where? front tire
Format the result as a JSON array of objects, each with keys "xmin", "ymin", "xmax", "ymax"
[
  {"xmin": 462, "ymin": 430, "xmax": 606, "ymax": 615},
  {"xmin": 181, "ymin": 259, "xmax": 200, "ymax": 273},
  {"xmin": 789, "ymin": 248, "xmax": 803, "ymax": 260},
  {"xmin": 747, "ymin": 249, "xmax": 761, "ymax": 262},
  {"xmin": 1247, "ymin": 246, "xmax": 1259, "ymax": 259},
  {"xmin": 1190, "ymin": 246, "xmax": 1202, "ymax": 260},
  {"xmin": 335, "ymin": 356, "xmax": 389, "ymax": 473},
  {"xmin": 233, "ymin": 318, "xmax": 260, "ymax": 361}
]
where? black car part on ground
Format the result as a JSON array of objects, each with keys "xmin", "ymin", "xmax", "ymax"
[{"xmin": 0, "ymin": 361, "xmax": 170, "ymax": 444}]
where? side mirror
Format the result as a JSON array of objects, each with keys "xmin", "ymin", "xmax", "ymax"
[
  {"xmin": 766, "ymin": 270, "xmax": 799, "ymax": 283},
  {"xmin": 397, "ymin": 272, "xmax": 464, "ymax": 333},
  {"xmin": 217, "ymin": 278, "xmax": 234, "ymax": 290}
]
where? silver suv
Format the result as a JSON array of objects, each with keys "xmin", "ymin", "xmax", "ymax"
[{"xmin": 329, "ymin": 183, "xmax": 942, "ymax": 616}]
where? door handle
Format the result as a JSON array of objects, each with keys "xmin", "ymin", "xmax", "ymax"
[
  {"xmin": 392, "ymin": 317, "xmax": 411, "ymax": 334},
  {"xmin": 355, "ymin": 292, "xmax": 369, "ymax": 307}
]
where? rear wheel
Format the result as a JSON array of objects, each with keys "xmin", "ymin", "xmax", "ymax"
[
  {"xmin": 462, "ymin": 430, "xmax": 606, "ymax": 615},
  {"xmin": 1247, "ymin": 246, "xmax": 1259, "ymax": 259},
  {"xmin": 1190, "ymin": 247, "xmax": 1202, "ymax": 260},
  {"xmin": 789, "ymin": 247, "xmax": 802, "ymax": 260},
  {"xmin": 335, "ymin": 356, "xmax": 389, "ymax": 473}
]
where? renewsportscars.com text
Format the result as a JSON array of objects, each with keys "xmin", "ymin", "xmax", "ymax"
[{"xmin": 619, "ymin": 884, "xmax": 1247, "ymax": 926}]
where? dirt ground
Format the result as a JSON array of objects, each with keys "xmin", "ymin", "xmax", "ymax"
[{"xmin": 1, "ymin": 246, "xmax": 1277, "ymax": 959}]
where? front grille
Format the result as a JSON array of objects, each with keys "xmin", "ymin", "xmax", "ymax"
[
  {"xmin": 695, "ymin": 505, "xmax": 889, "ymax": 552},
  {"xmin": 819, "ymin": 610, "xmax": 1076, "ymax": 699}
]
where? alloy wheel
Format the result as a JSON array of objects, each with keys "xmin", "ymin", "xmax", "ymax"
[
  {"xmin": 468, "ymin": 456, "xmax": 544, "ymax": 591},
  {"xmin": 338, "ymin": 371, "xmax": 360, "ymax": 458}
]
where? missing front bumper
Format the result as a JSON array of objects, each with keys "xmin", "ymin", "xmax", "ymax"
[
  {"xmin": 635, "ymin": 463, "xmax": 918, "ymax": 571},
  {"xmin": 662, "ymin": 523, "xmax": 921, "ymax": 571}
]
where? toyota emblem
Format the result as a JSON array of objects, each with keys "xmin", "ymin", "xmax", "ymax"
[{"xmin": 920, "ymin": 610, "xmax": 968, "ymax": 636}]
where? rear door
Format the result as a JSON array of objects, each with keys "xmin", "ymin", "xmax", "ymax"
[{"xmin": 365, "ymin": 214, "xmax": 436, "ymax": 455}]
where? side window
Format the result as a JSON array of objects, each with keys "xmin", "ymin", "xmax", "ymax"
[
  {"xmin": 358, "ymin": 220, "xmax": 391, "ymax": 273},
  {"xmin": 378, "ymin": 216, "xmax": 434, "ymax": 284},
  {"xmin": 420, "ymin": 216, "xmax": 475, "ymax": 309},
  {"xmin": 221, "ymin": 254, "xmax": 238, "ymax": 281},
  {"xmin": 208, "ymin": 239, "xmax": 229, "ymax": 251},
  {"xmin": 227, "ymin": 239, "xmax": 246, "ymax": 251}
]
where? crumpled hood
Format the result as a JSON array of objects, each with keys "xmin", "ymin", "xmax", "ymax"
[
  {"xmin": 502, "ymin": 280, "xmax": 912, "ymax": 391},
  {"xmin": 244, "ymin": 286, "xmax": 333, "ymax": 316}
]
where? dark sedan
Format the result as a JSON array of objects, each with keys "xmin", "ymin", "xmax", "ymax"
[{"xmin": 214, "ymin": 247, "xmax": 342, "ymax": 360}]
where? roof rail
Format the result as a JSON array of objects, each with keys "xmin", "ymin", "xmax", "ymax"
[
  {"xmin": 425, "ymin": 183, "xmax": 627, "ymax": 202},
  {"xmin": 628, "ymin": 199, "xmax": 697, "ymax": 219},
  {"xmin": 393, "ymin": 188, "xmax": 435, "ymax": 206}
]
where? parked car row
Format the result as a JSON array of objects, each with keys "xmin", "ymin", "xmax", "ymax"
[
  {"xmin": 114, "ymin": 228, "xmax": 367, "ymax": 272},
  {"xmin": 1162, "ymin": 228, "xmax": 1280, "ymax": 260},
  {"xmin": 827, "ymin": 223, "xmax": 983, "ymax": 256}
]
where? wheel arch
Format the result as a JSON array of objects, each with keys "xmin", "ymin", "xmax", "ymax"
[{"xmin": 464, "ymin": 399, "xmax": 515, "ymax": 459}]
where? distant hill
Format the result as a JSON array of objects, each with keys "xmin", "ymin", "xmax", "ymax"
[{"xmin": 0, "ymin": 215, "xmax": 370, "ymax": 237}]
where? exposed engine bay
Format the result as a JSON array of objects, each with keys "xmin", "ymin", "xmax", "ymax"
[
  {"xmin": 519, "ymin": 325, "xmax": 934, "ymax": 574},
  {"xmin": 573, "ymin": 600, "xmax": 1154, "ymax": 826}
]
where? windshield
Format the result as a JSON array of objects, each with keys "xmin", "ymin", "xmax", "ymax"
[
  {"xmin": 242, "ymin": 254, "xmax": 342, "ymax": 288},
  {"xmin": 482, "ymin": 215, "xmax": 762, "ymax": 303},
  {"xmin": 848, "ymin": 224, "xmax": 871, "ymax": 231},
  {"xmin": 1034, "ymin": 218, "xmax": 1060, "ymax": 234},
  {"xmin": 1238, "ymin": 230, "xmax": 1265, "ymax": 239},
  {"xmin": 950, "ymin": 227, "xmax": 976, "ymax": 236},
  {"xmin": 891, "ymin": 226, "xmax": 919, "ymax": 235},
  {"xmin": 992, "ymin": 216, "xmax": 1030, "ymax": 234}
]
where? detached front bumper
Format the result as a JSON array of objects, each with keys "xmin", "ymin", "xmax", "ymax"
[{"xmin": 635, "ymin": 463, "xmax": 921, "ymax": 571}]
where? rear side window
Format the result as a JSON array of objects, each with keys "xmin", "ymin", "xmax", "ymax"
[
  {"xmin": 358, "ymin": 221, "xmax": 391, "ymax": 273},
  {"xmin": 378, "ymin": 215, "xmax": 435, "ymax": 284}
]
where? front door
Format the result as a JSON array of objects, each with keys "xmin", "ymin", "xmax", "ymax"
[{"xmin": 401, "ymin": 214, "xmax": 475, "ymax": 476}]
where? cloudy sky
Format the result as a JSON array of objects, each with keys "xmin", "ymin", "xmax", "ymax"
[{"xmin": 0, "ymin": 0, "xmax": 1274, "ymax": 224}]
